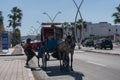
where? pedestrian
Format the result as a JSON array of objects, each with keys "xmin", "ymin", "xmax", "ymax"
[{"xmin": 24, "ymin": 38, "xmax": 38, "ymax": 67}]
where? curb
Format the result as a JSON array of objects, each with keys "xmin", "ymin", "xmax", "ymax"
[
  {"xmin": 79, "ymin": 49, "xmax": 120, "ymax": 56},
  {"xmin": 0, "ymin": 54, "xmax": 24, "ymax": 56}
]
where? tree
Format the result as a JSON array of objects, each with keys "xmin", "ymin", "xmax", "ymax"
[
  {"xmin": 71, "ymin": 19, "xmax": 87, "ymax": 49},
  {"xmin": 8, "ymin": 6, "xmax": 23, "ymax": 46},
  {"xmin": 14, "ymin": 28, "xmax": 21, "ymax": 44},
  {"xmin": 0, "ymin": 11, "xmax": 3, "ymax": 24},
  {"xmin": 76, "ymin": 19, "xmax": 87, "ymax": 42},
  {"xmin": 36, "ymin": 33, "xmax": 41, "ymax": 40},
  {"xmin": 112, "ymin": 4, "xmax": 120, "ymax": 24},
  {"xmin": 63, "ymin": 22, "xmax": 70, "ymax": 31},
  {"xmin": 76, "ymin": 19, "xmax": 87, "ymax": 30},
  {"xmin": 0, "ymin": 11, "xmax": 5, "ymax": 33}
]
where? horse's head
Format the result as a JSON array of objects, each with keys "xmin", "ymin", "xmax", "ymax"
[{"xmin": 65, "ymin": 36, "xmax": 75, "ymax": 49}]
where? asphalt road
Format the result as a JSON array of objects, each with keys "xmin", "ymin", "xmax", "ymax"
[
  {"xmin": 75, "ymin": 50, "xmax": 120, "ymax": 70},
  {"xmin": 1, "ymin": 44, "xmax": 120, "ymax": 80},
  {"xmin": 31, "ymin": 50, "xmax": 120, "ymax": 80},
  {"xmin": 74, "ymin": 50, "xmax": 120, "ymax": 80}
]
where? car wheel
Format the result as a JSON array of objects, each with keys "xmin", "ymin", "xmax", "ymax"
[
  {"xmin": 110, "ymin": 47, "xmax": 113, "ymax": 50},
  {"xmin": 94, "ymin": 47, "xmax": 96, "ymax": 49},
  {"xmin": 104, "ymin": 47, "xmax": 106, "ymax": 50}
]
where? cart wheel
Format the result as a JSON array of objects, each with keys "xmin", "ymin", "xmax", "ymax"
[{"xmin": 42, "ymin": 53, "xmax": 47, "ymax": 69}]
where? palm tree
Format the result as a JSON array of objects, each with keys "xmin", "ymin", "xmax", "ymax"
[
  {"xmin": 63, "ymin": 22, "xmax": 70, "ymax": 31},
  {"xmin": 112, "ymin": 4, "xmax": 120, "ymax": 24},
  {"xmin": 76, "ymin": 19, "xmax": 87, "ymax": 40},
  {"xmin": 0, "ymin": 11, "xmax": 5, "ymax": 33},
  {"xmin": 0, "ymin": 11, "xmax": 3, "ymax": 24},
  {"xmin": 8, "ymin": 6, "xmax": 23, "ymax": 46},
  {"xmin": 14, "ymin": 28, "xmax": 21, "ymax": 44},
  {"xmin": 72, "ymin": 19, "xmax": 87, "ymax": 49}
]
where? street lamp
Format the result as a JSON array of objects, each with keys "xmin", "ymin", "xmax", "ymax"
[
  {"xmin": 36, "ymin": 21, "xmax": 41, "ymax": 25},
  {"xmin": 36, "ymin": 21, "xmax": 42, "ymax": 29},
  {"xmin": 52, "ymin": 11, "xmax": 61, "ymax": 23},
  {"xmin": 43, "ymin": 11, "xmax": 61, "ymax": 39},
  {"xmin": 43, "ymin": 11, "xmax": 61, "ymax": 23},
  {"xmin": 31, "ymin": 26, "xmax": 40, "ymax": 35}
]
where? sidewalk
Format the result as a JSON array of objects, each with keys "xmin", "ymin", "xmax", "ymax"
[
  {"xmin": 0, "ymin": 44, "xmax": 24, "ymax": 56},
  {"xmin": 0, "ymin": 45, "xmax": 35, "ymax": 80}
]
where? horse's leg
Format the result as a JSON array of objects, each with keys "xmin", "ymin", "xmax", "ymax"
[
  {"xmin": 38, "ymin": 58, "xmax": 40, "ymax": 67},
  {"xmin": 63, "ymin": 52, "xmax": 66, "ymax": 67},
  {"xmin": 64, "ymin": 53, "xmax": 69, "ymax": 72},
  {"xmin": 71, "ymin": 52, "xmax": 74, "ymax": 71},
  {"xmin": 67, "ymin": 53, "xmax": 69, "ymax": 68},
  {"xmin": 59, "ymin": 52, "xmax": 62, "ymax": 70},
  {"xmin": 46, "ymin": 52, "xmax": 50, "ymax": 60}
]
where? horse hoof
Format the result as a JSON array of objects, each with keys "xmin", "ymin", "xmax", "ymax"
[
  {"xmin": 60, "ymin": 67, "xmax": 62, "ymax": 71},
  {"xmin": 71, "ymin": 68, "xmax": 74, "ymax": 71}
]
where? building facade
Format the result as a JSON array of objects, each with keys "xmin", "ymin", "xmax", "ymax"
[{"xmin": 82, "ymin": 22, "xmax": 120, "ymax": 42}]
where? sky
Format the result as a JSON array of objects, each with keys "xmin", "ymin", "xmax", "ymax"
[{"xmin": 0, "ymin": 0, "xmax": 119, "ymax": 36}]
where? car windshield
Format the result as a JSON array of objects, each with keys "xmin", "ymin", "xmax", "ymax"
[{"xmin": 105, "ymin": 40, "xmax": 112, "ymax": 43}]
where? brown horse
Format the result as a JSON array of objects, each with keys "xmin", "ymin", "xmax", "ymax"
[{"xmin": 57, "ymin": 37, "xmax": 75, "ymax": 71}]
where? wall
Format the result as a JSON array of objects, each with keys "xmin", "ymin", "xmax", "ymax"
[{"xmin": 81, "ymin": 22, "xmax": 120, "ymax": 40}]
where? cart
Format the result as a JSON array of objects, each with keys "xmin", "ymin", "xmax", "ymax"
[{"xmin": 38, "ymin": 23, "xmax": 63, "ymax": 69}]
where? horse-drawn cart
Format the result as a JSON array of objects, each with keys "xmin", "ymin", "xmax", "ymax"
[
  {"xmin": 38, "ymin": 23, "xmax": 75, "ymax": 71},
  {"xmin": 38, "ymin": 23, "xmax": 63, "ymax": 69}
]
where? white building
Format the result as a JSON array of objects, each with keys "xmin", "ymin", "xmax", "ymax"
[{"xmin": 81, "ymin": 22, "xmax": 120, "ymax": 41}]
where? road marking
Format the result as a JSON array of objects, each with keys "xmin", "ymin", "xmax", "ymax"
[
  {"xmin": 74, "ymin": 50, "xmax": 85, "ymax": 53},
  {"xmin": 87, "ymin": 61, "xmax": 107, "ymax": 67}
]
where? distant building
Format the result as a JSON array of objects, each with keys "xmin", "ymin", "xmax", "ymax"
[
  {"xmin": 81, "ymin": 22, "xmax": 120, "ymax": 42},
  {"xmin": 21, "ymin": 35, "xmax": 37, "ymax": 41}
]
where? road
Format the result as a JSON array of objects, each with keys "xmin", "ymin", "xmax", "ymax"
[
  {"xmin": 75, "ymin": 50, "xmax": 120, "ymax": 70},
  {"xmin": 31, "ymin": 49, "xmax": 120, "ymax": 80},
  {"xmin": 74, "ymin": 50, "xmax": 120, "ymax": 80},
  {"xmin": 1, "ymin": 45, "xmax": 120, "ymax": 80}
]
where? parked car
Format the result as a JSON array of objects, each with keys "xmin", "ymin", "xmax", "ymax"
[
  {"xmin": 94, "ymin": 38, "xmax": 113, "ymax": 50},
  {"xmin": 82, "ymin": 39, "xmax": 94, "ymax": 47}
]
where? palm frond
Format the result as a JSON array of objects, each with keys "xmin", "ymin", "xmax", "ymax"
[
  {"xmin": 112, "ymin": 4, "xmax": 120, "ymax": 24},
  {"xmin": 114, "ymin": 19, "xmax": 120, "ymax": 24}
]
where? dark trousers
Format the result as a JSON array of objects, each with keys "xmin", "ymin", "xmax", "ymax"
[{"xmin": 25, "ymin": 51, "xmax": 35, "ymax": 65}]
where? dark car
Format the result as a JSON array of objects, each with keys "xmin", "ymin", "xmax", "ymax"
[
  {"xmin": 82, "ymin": 39, "xmax": 94, "ymax": 47},
  {"xmin": 94, "ymin": 38, "xmax": 113, "ymax": 50}
]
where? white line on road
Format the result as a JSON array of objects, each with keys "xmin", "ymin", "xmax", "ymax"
[
  {"xmin": 87, "ymin": 61, "xmax": 107, "ymax": 67},
  {"xmin": 74, "ymin": 50, "xmax": 85, "ymax": 53}
]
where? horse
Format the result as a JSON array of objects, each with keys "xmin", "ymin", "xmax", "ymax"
[{"xmin": 57, "ymin": 36, "xmax": 75, "ymax": 71}]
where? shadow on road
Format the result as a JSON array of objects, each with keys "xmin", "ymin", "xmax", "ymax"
[
  {"xmin": 44, "ymin": 66, "xmax": 84, "ymax": 80},
  {"xmin": 31, "ymin": 67, "xmax": 41, "ymax": 71}
]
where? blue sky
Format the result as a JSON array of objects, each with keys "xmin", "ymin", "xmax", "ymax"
[{"xmin": 0, "ymin": 0, "xmax": 119, "ymax": 36}]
